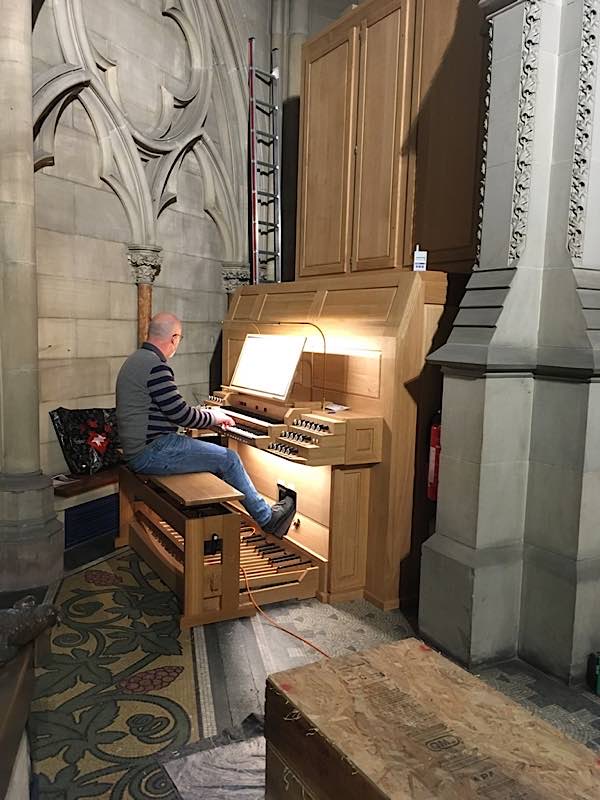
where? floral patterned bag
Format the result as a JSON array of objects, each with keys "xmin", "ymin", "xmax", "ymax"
[{"xmin": 49, "ymin": 407, "xmax": 121, "ymax": 475}]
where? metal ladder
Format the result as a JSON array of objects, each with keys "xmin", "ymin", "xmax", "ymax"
[{"xmin": 248, "ymin": 38, "xmax": 281, "ymax": 284}]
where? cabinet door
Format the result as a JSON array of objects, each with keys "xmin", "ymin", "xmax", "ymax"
[
  {"xmin": 351, "ymin": 0, "xmax": 413, "ymax": 271},
  {"xmin": 297, "ymin": 25, "xmax": 359, "ymax": 278}
]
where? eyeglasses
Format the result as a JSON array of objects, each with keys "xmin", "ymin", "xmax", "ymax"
[{"xmin": 172, "ymin": 333, "xmax": 184, "ymax": 342}]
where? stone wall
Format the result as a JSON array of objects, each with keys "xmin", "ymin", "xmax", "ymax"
[
  {"xmin": 32, "ymin": 0, "xmax": 353, "ymax": 477},
  {"xmin": 309, "ymin": 0, "xmax": 355, "ymax": 35},
  {"xmin": 32, "ymin": 0, "xmax": 271, "ymax": 476}
]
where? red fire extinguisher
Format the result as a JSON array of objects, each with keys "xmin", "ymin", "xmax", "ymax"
[{"xmin": 427, "ymin": 411, "xmax": 441, "ymax": 501}]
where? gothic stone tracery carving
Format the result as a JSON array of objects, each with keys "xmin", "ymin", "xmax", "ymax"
[
  {"xmin": 508, "ymin": 0, "xmax": 541, "ymax": 264},
  {"xmin": 568, "ymin": 0, "xmax": 600, "ymax": 260},
  {"xmin": 34, "ymin": 0, "xmax": 246, "ymax": 263},
  {"xmin": 474, "ymin": 18, "xmax": 493, "ymax": 271}
]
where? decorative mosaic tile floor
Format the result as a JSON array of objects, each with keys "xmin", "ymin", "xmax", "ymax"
[{"xmin": 32, "ymin": 547, "xmax": 600, "ymax": 798}]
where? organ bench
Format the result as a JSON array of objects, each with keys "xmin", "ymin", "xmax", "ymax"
[{"xmin": 116, "ymin": 467, "xmax": 320, "ymax": 628}]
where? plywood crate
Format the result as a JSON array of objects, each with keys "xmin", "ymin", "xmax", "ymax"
[{"xmin": 265, "ymin": 638, "xmax": 600, "ymax": 800}]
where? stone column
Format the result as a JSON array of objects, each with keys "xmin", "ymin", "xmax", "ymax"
[
  {"xmin": 419, "ymin": 0, "xmax": 560, "ymax": 667},
  {"xmin": 271, "ymin": 0, "xmax": 310, "ymax": 100},
  {"xmin": 0, "ymin": 0, "xmax": 62, "ymax": 590},
  {"xmin": 271, "ymin": 0, "xmax": 290, "ymax": 97},
  {"xmin": 518, "ymin": 0, "xmax": 600, "ymax": 682},
  {"xmin": 287, "ymin": 0, "xmax": 310, "ymax": 98},
  {"xmin": 127, "ymin": 245, "xmax": 162, "ymax": 345}
]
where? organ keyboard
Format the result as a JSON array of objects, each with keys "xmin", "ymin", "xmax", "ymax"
[{"xmin": 200, "ymin": 391, "xmax": 383, "ymax": 468}]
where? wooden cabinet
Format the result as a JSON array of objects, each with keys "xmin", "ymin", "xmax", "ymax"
[
  {"xmin": 296, "ymin": 0, "xmax": 484, "ymax": 279},
  {"xmin": 353, "ymin": 0, "xmax": 412, "ymax": 272},
  {"xmin": 297, "ymin": 23, "xmax": 359, "ymax": 278}
]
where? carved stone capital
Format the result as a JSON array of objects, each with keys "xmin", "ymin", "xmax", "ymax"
[
  {"xmin": 221, "ymin": 262, "xmax": 270, "ymax": 294},
  {"xmin": 221, "ymin": 262, "xmax": 250, "ymax": 294},
  {"xmin": 127, "ymin": 245, "xmax": 163, "ymax": 285}
]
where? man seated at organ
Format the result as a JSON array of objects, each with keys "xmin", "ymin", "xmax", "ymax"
[{"xmin": 116, "ymin": 312, "xmax": 296, "ymax": 539}]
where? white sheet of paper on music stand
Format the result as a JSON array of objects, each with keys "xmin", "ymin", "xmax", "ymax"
[{"xmin": 229, "ymin": 334, "xmax": 306, "ymax": 402}]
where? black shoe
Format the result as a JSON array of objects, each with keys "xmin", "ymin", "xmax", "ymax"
[{"xmin": 262, "ymin": 496, "xmax": 296, "ymax": 539}]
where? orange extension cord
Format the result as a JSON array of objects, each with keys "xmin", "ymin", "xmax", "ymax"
[{"xmin": 240, "ymin": 527, "xmax": 331, "ymax": 659}]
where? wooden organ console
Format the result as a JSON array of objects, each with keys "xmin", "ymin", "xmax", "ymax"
[
  {"xmin": 216, "ymin": 269, "xmax": 449, "ymax": 610},
  {"xmin": 118, "ymin": 264, "xmax": 450, "ymax": 620},
  {"xmin": 118, "ymin": 269, "xmax": 447, "ymax": 623}
]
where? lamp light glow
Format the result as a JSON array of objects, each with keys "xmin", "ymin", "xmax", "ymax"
[{"xmin": 229, "ymin": 334, "xmax": 306, "ymax": 401}]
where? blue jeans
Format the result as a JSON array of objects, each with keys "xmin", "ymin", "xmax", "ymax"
[{"xmin": 127, "ymin": 434, "xmax": 272, "ymax": 527}]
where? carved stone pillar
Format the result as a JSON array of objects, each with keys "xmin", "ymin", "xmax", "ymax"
[
  {"xmin": 271, "ymin": 0, "xmax": 309, "ymax": 100},
  {"xmin": 421, "ymin": 0, "xmax": 600, "ymax": 682},
  {"xmin": 0, "ymin": 0, "xmax": 62, "ymax": 590},
  {"xmin": 518, "ymin": 0, "xmax": 600, "ymax": 682},
  {"xmin": 419, "ymin": 0, "xmax": 551, "ymax": 667},
  {"xmin": 287, "ymin": 0, "xmax": 310, "ymax": 98},
  {"xmin": 271, "ymin": 0, "xmax": 290, "ymax": 97},
  {"xmin": 127, "ymin": 245, "xmax": 162, "ymax": 345}
]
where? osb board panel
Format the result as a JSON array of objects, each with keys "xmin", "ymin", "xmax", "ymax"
[{"xmin": 266, "ymin": 639, "xmax": 600, "ymax": 800}]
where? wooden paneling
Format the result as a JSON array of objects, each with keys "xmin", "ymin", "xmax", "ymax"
[
  {"xmin": 233, "ymin": 441, "xmax": 332, "ymax": 527},
  {"xmin": 224, "ymin": 337, "xmax": 244, "ymax": 384},
  {"xmin": 266, "ymin": 744, "xmax": 316, "ymax": 800},
  {"xmin": 297, "ymin": 25, "xmax": 359, "ymax": 277},
  {"xmin": 329, "ymin": 467, "xmax": 370, "ymax": 594},
  {"xmin": 312, "ymin": 352, "xmax": 382, "ymax": 399},
  {"xmin": 345, "ymin": 418, "xmax": 383, "ymax": 465},
  {"xmin": 286, "ymin": 514, "xmax": 330, "ymax": 563},
  {"xmin": 320, "ymin": 287, "xmax": 397, "ymax": 321},
  {"xmin": 229, "ymin": 292, "xmax": 264, "ymax": 321},
  {"xmin": 148, "ymin": 473, "xmax": 243, "ymax": 506},
  {"xmin": 259, "ymin": 291, "xmax": 317, "ymax": 322},
  {"xmin": 352, "ymin": 0, "xmax": 412, "ymax": 271}
]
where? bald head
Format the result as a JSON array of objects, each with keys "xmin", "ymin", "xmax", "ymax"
[
  {"xmin": 148, "ymin": 313, "xmax": 180, "ymax": 339},
  {"xmin": 147, "ymin": 312, "xmax": 183, "ymax": 358}
]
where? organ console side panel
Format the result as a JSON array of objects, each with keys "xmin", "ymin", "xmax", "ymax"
[
  {"xmin": 221, "ymin": 270, "xmax": 447, "ymax": 609},
  {"xmin": 329, "ymin": 466, "xmax": 370, "ymax": 598}
]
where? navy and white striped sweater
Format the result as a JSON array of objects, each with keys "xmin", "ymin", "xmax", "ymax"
[{"xmin": 116, "ymin": 342, "xmax": 215, "ymax": 460}]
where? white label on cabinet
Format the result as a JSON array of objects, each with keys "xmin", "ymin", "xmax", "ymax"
[{"xmin": 413, "ymin": 244, "xmax": 428, "ymax": 271}]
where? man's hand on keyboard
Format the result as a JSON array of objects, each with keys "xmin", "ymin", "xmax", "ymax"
[{"xmin": 210, "ymin": 408, "xmax": 235, "ymax": 428}]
